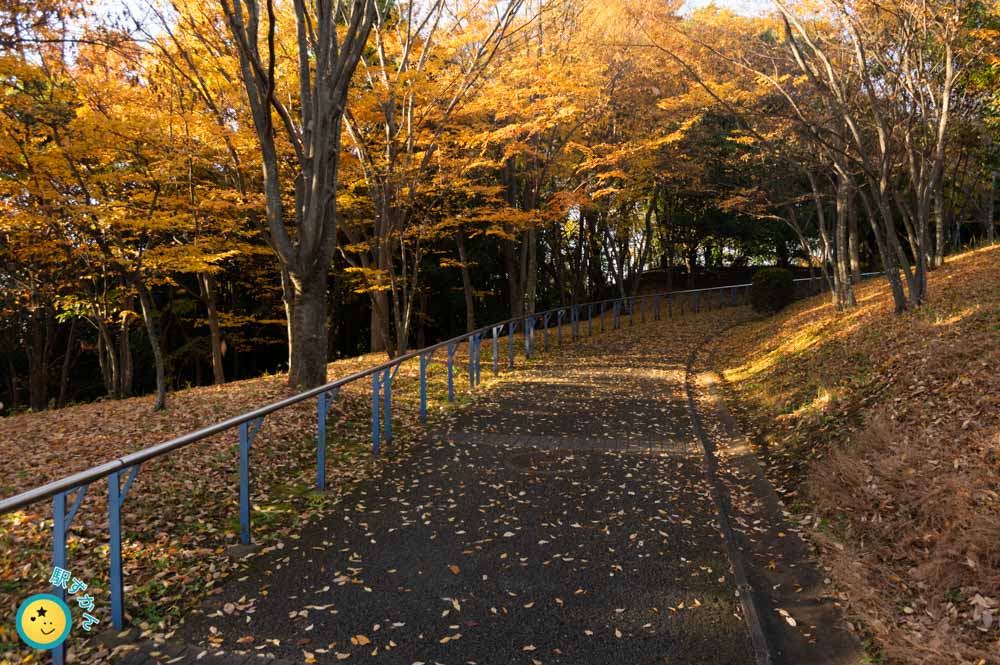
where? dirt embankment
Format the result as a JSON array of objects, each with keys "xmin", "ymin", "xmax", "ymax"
[{"xmin": 714, "ymin": 246, "xmax": 1000, "ymax": 665}]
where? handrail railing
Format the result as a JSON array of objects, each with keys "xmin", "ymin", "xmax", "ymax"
[{"xmin": 0, "ymin": 271, "xmax": 874, "ymax": 664}]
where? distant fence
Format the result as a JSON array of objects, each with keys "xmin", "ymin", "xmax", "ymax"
[{"xmin": 0, "ymin": 272, "xmax": 871, "ymax": 664}]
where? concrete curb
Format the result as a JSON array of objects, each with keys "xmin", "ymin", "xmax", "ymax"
[{"xmin": 685, "ymin": 327, "xmax": 774, "ymax": 665}]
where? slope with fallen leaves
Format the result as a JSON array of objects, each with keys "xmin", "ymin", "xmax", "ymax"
[
  {"xmin": 0, "ymin": 344, "xmax": 498, "ymax": 662},
  {"xmin": 713, "ymin": 245, "xmax": 1000, "ymax": 664}
]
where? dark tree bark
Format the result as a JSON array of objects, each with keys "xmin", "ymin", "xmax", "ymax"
[
  {"xmin": 455, "ymin": 234, "xmax": 477, "ymax": 333},
  {"xmin": 834, "ymin": 175, "xmax": 857, "ymax": 308},
  {"xmin": 933, "ymin": 189, "xmax": 946, "ymax": 268},
  {"xmin": 6, "ymin": 355, "xmax": 18, "ymax": 412},
  {"xmin": 132, "ymin": 276, "xmax": 167, "ymax": 411},
  {"xmin": 119, "ymin": 305, "xmax": 133, "ymax": 398},
  {"xmin": 849, "ymin": 195, "xmax": 862, "ymax": 280},
  {"xmin": 57, "ymin": 318, "xmax": 77, "ymax": 408},
  {"xmin": 198, "ymin": 272, "xmax": 226, "ymax": 384},
  {"xmin": 988, "ymin": 171, "xmax": 996, "ymax": 245},
  {"xmin": 220, "ymin": 0, "xmax": 377, "ymax": 389},
  {"xmin": 503, "ymin": 235, "xmax": 523, "ymax": 318},
  {"xmin": 27, "ymin": 301, "xmax": 52, "ymax": 411}
]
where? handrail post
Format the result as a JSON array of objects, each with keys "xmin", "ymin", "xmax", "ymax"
[
  {"xmin": 600, "ymin": 302, "xmax": 606, "ymax": 332},
  {"xmin": 108, "ymin": 471, "xmax": 123, "ymax": 629},
  {"xmin": 316, "ymin": 387, "xmax": 338, "ymax": 490},
  {"xmin": 556, "ymin": 309, "xmax": 563, "ymax": 344},
  {"xmin": 468, "ymin": 335, "xmax": 476, "ymax": 390},
  {"xmin": 239, "ymin": 422, "xmax": 252, "ymax": 544},
  {"xmin": 108, "ymin": 465, "xmax": 138, "ymax": 630},
  {"xmin": 476, "ymin": 334, "xmax": 482, "ymax": 385},
  {"xmin": 51, "ymin": 491, "xmax": 67, "ymax": 665},
  {"xmin": 382, "ymin": 367, "xmax": 392, "ymax": 444},
  {"xmin": 654, "ymin": 295, "xmax": 660, "ymax": 321},
  {"xmin": 588, "ymin": 304, "xmax": 593, "ymax": 335},
  {"xmin": 492, "ymin": 326, "xmax": 500, "ymax": 374},
  {"xmin": 371, "ymin": 372, "xmax": 381, "ymax": 454},
  {"xmin": 524, "ymin": 317, "xmax": 532, "ymax": 358},
  {"xmin": 508, "ymin": 321, "xmax": 517, "ymax": 369},
  {"xmin": 317, "ymin": 392, "xmax": 327, "ymax": 488},
  {"xmin": 543, "ymin": 313, "xmax": 550, "ymax": 350},
  {"xmin": 447, "ymin": 342, "xmax": 456, "ymax": 401},
  {"xmin": 419, "ymin": 353, "xmax": 429, "ymax": 421}
]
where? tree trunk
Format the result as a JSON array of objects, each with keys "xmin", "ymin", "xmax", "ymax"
[
  {"xmin": 27, "ymin": 303, "xmax": 50, "ymax": 411},
  {"xmin": 6, "ymin": 355, "xmax": 18, "ymax": 412},
  {"xmin": 199, "ymin": 272, "xmax": 226, "ymax": 384},
  {"xmin": 553, "ymin": 225, "xmax": 568, "ymax": 306},
  {"xmin": 222, "ymin": 0, "xmax": 375, "ymax": 389},
  {"xmin": 285, "ymin": 263, "xmax": 331, "ymax": 387},
  {"xmin": 685, "ymin": 247, "xmax": 696, "ymax": 289},
  {"xmin": 587, "ymin": 213, "xmax": 604, "ymax": 297},
  {"xmin": 571, "ymin": 210, "xmax": 587, "ymax": 305},
  {"xmin": 57, "ymin": 318, "xmax": 78, "ymax": 408},
  {"xmin": 988, "ymin": 171, "xmax": 996, "ymax": 245},
  {"xmin": 416, "ymin": 292, "xmax": 428, "ymax": 349},
  {"xmin": 933, "ymin": 189, "xmax": 946, "ymax": 268},
  {"xmin": 786, "ymin": 205, "xmax": 830, "ymax": 295},
  {"xmin": 806, "ymin": 170, "xmax": 837, "ymax": 302},
  {"xmin": 119, "ymin": 307, "xmax": 133, "ymax": 398},
  {"xmin": 503, "ymin": 236, "xmax": 523, "ymax": 318},
  {"xmin": 455, "ymin": 233, "xmax": 477, "ymax": 333},
  {"xmin": 849, "ymin": 197, "xmax": 862, "ymax": 281},
  {"xmin": 525, "ymin": 228, "xmax": 538, "ymax": 314},
  {"xmin": 369, "ymin": 290, "xmax": 390, "ymax": 354},
  {"xmin": 834, "ymin": 176, "xmax": 856, "ymax": 309},
  {"xmin": 95, "ymin": 316, "xmax": 120, "ymax": 399},
  {"xmin": 859, "ymin": 188, "xmax": 909, "ymax": 314},
  {"xmin": 133, "ymin": 276, "xmax": 167, "ymax": 411}
]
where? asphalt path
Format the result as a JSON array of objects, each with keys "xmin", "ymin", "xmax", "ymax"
[{"xmin": 122, "ymin": 317, "xmax": 754, "ymax": 665}]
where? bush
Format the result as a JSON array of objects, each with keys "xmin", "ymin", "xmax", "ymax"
[{"xmin": 750, "ymin": 267, "xmax": 794, "ymax": 314}]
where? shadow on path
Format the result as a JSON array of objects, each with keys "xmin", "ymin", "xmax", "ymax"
[{"xmin": 118, "ymin": 311, "xmax": 756, "ymax": 664}]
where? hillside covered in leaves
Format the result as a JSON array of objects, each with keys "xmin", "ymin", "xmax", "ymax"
[{"xmin": 714, "ymin": 246, "xmax": 1000, "ymax": 664}]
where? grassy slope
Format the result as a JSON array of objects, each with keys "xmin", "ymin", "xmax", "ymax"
[{"xmin": 714, "ymin": 246, "xmax": 1000, "ymax": 664}]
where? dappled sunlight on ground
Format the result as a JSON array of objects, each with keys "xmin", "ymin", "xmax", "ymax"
[{"xmin": 713, "ymin": 245, "xmax": 1000, "ymax": 665}]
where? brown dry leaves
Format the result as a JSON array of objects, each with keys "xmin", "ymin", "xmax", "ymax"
[
  {"xmin": 0, "ymin": 351, "xmax": 439, "ymax": 662},
  {"xmin": 715, "ymin": 245, "xmax": 1000, "ymax": 665}
]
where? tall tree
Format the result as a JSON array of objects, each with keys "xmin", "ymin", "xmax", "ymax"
[{"xmin": 218, "ymin": 0, "xmax": 377, "ymax": 387}]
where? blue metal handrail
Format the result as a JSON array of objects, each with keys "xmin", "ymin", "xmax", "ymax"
[{"xmin": 0, "ymin": 271, "xmax": 860, "ymax": 663}]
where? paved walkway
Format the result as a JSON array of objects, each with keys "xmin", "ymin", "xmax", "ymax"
[{"xmin": 118, "ymin": 315, "xmax": 755, "ymax": 664}]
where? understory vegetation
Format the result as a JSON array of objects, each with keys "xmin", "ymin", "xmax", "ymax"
[{"xmin": 715, "ymin": 245, "xmax": 999, "ymax": 664}]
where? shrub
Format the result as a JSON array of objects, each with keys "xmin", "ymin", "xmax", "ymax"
[{"xmin": 750, "ymin": 267, "xmax": 794, "ymax": 314}]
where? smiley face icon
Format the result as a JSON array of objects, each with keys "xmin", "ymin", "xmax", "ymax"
[{"xmin": 16, "ymin": 593, "xmax": 72, "ymax": 650}]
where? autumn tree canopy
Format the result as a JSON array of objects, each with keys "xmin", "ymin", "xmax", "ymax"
[{"xmin": 1, "ymin": 0, "xmax": 997, "ymax": 412}]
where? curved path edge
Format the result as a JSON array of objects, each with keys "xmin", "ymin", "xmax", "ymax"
[
  {"xmin": 685, "ymin": 325, "xmax": 865, "ymax": 665},
  {"xmin": 685, "ymin": 327, "xmax": 774, "ymax": 665}
]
